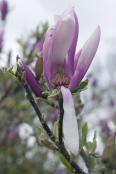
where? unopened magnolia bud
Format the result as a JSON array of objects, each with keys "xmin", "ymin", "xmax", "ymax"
[
  {"xmin": 89, "ymin": 140, "xmax": 97, "ymax": 154},
  {"xmin": 74, "ymin": 94, "xmax": 82, "ymax": 108},
  {"xmin": 40, "ymin": 133, "xmax": 57, "ymax": 150},
  {"xmin": 70, "ymin": 152, "xmax": 77, "ymax": 162},
  {"xmin": 101, "ymin": 133, "xmax": 115, "ymax": 164},
  {"xmin": 75, "ymin": 103, "xmax": 84, "ymax": 116},
  {"xmin": 34, "ymin": 57, "xmax": 43, "ymax": 80},
  {"xmin": 41, "ymin": 138, "xmax": 57, "ymax": 150},
  {"xmin": 41, "ymin": 133, "xmax": 46, "ymax": 139}
]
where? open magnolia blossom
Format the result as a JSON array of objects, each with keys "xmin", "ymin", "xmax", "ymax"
[{"xmin": 43, "ymin": 7, "xmax": 101, "ymax": 155}]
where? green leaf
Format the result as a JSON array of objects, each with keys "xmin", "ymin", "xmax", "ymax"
[
  {"xmin": 85, "ymin": 131, "xmax": 97, "ymax": 154},
  {"xmin": 82, "ymin": 122, "xmax": 88, "ymax": 134},
  {"xmin": 2, "ymin": 65, "xmax": 15, "ymax": 75},
  {"xmin": 39, "ymin": 125, "xmax": 44, "ymax": 134},
  {"xmin": 89, "ymin": 156, "xmax": 95, "ymax": 167},
  {"xmin": 93, "ymin": 131, "xmax": 97, "ymax": 141},
  {"xmin": 57, "ymin": 152, "xmax": 72, "ymax": 172},
  {"xmin": 53, "ymin": 121, "xmax": 58, "ymax": 138},
  {"xmin": 77, "ymin": 122, "xmax": 88, "ymax": 157},
  {"xmin": 71, "ymin": 79, "xmax": 89, "ymax": 94},
  {"xmin": 85, "ymin": 141, "xmax": 93, "ymax": 152},
  {"xmin": 36, "ymin": 97, "xmax": 50, "ymax": 103}
]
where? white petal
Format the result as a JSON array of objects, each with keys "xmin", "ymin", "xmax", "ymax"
[{"xmin": 61, "ymin": 86, "xmax": 79, "ymax": 155}]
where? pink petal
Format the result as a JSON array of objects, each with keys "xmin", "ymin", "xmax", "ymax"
[
  {"xmin": 61, "ymin": 86, "xmax": 79, "ymax": 155},
  {"xmin": 74, "ymin": 49, "xmax": 82, "ymax": 71},
  {"xmin": 69, "ymin": 25, "xmax": 101, "ymax": 91},
  {"xmin": 67, "ymin": 10, "xmax": 79, "ymax": 77},
  {"xmin": 43, "ymin": 26, "xmax": 56, "ymax": 88}
]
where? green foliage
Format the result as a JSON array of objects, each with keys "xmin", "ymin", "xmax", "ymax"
[
  {"xmin": 77, "ymin": 122, "xmax": 88, "ymax": 157},
  {"xmin": 93, "ymin": 131, "xmax": 97, "ymax": 141},
  {"xmin": 89, "ymin": 156, "xmax": 95, "ymax": 167},
  {"xmin": 57, "ymin": 152, "xmax": 72, "ymax": 172},
  {"xmin": 2, "ymin": 65, "xmax": 15, "ymax": 75},
  {"xmin": 85, "ymin": 130, "xmax": 97, "ymax": 154},
  {"xmin": 53, "ymin": 121, "xmax": 58, "ymax": 138},
  {"xmin": 39, "ymin": 125, "xmax": 44, "ymax": 134},
  {"xmin": 71, "ymin": 79, "xmax": 89, "ymax": 94}
]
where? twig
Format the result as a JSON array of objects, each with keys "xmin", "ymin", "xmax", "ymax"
[
  {"xmin": 58, "ymin": 97, "xmax": 64, "ymax": 144},
  {"xmin": 80, "ymin": 148, "xmax": 93, "ymax": 173},
  {"xmin": 16, "ymin": 74, "xmax": 57, "ymax": 142},
  {"xmin": 57, "ymin": 142, "xmax": 87, "ymax": 174},
  {"xmin": 36, "ymin": 97, "xmax": 59, "ymax": 109}
]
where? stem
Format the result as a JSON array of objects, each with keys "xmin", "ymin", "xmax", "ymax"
[
  {"xmin": 57, "ymin": 142, "xmax": 87, "ymax": 174},
  {"xmin": 58, "ymin": 97, "xmax": 64, "ymax": 144},
  {"xmin": 36, "ymin": 97, "xmax": 59, "ymax": 109},
  {"xmin": 80, "ymin": 148, "xmax": 93, "ymax": 173},
  {"xmin": 17, "ymin": 75, "xmax": 56, "ymax": 142}
]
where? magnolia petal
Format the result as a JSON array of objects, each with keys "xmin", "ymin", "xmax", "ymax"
[
  {"xmin": 67, "ymin": 10, "xmax": 79, "ymax": 77},
  {"xmin": 74, "ymin": 49, "xmax": 82, "ymax": 71},
  {"xmin": 50, "ymin": 16, "xmax": 74, "ymax": 66},
  {"xmin": 61, "ymin": 86, "xmax": 79, "ymax": 155},
  {"xmin": 16, "ymin": 56, "xmax": 44, "ymax": 97},
  {"xmin": 69, "ymin": 25, "xmax": 101, "ymax": 91},
  {"xmin": 43, "ymin": 25, "xmax": 56, "ymax": 88}
]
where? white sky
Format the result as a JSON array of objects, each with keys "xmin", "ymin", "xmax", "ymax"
[{"xmin": 2, "ymin": 0, "xmax": 116, "ymax": 67}]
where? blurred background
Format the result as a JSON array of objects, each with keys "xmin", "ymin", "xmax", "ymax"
[{"xmin": 0, "ymin": 0, "xmax": 116, "ymax": 174}]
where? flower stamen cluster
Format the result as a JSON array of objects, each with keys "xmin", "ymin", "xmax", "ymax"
[{"xmin": 50, "ymin": 72, "xmax": 71, "ymax": 86}]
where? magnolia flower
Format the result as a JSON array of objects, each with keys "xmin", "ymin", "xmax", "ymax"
[
  {"xmin": 43, "ymin": 7, "xmax": 101, "ymax": 155},
  {"xmin": 0, "ymin": 0, "xmax": 8, "ymax": 20}
]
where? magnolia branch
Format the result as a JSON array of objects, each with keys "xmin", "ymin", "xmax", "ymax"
[
  {"xmin": 80, "ymin": 148, "xmax": 93, "ymax": 173},
  {"xmin": 15, "ymin": 68, "xmax": 88, "ymax": 174},
  {"xmin": 17, "ymin": 75, "xmax": 57, "ymax": 142},
  {"xmin": 58, "ymin": 97, "xmax": 64, "ymax": 144}
]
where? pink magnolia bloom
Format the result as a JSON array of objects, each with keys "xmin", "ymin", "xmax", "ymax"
[
  {"xmin": 0, "ymin": 0, "xmax": 8, "ymax": 20},
  {"xmin": 43, "ymin": 7, "xmax": 101, "ymax": 155}
]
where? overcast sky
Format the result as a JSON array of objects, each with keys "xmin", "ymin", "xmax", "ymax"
[{"xmin": 2, "ymin": 0, "xmax": 116, "ymax": 67}]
